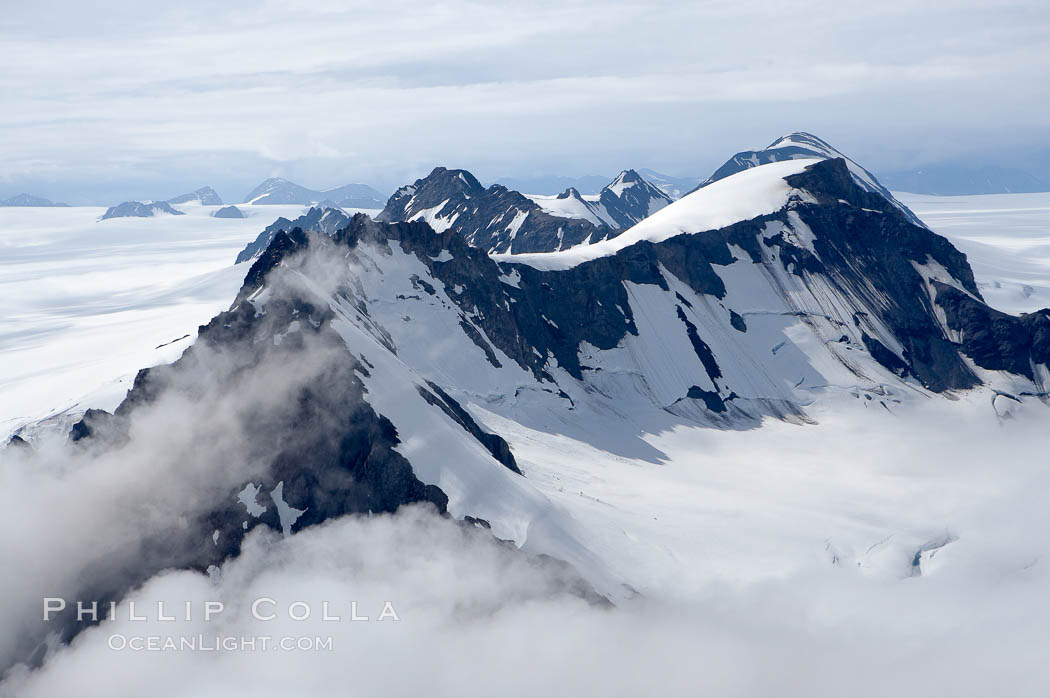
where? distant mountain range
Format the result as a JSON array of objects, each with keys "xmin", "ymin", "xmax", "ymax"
[
  {"xmin": 876, "ymin": 164, "xmax": 1049, "ymax": 195},
  {"xmin": 243, "ymin": 178, "xmax": 386, "ymax": 208},
  {"xmin": 0, "ymin": 193, "xmax": 68, "ymax": 207}
]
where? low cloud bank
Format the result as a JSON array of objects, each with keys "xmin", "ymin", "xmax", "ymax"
[{"xmin": 2, "ymin": 401, "xmax": 1048, "ymax": 697}]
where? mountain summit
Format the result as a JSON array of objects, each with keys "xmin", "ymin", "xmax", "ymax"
[{"xmin": 697, "ymin": 132, "xmax": 925, "ymax": 227}]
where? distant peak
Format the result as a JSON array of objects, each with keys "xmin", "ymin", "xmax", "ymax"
[
  {"xmin": 613, "ymin": 169, "xmax": 642, "ymax": 182},
  {"xmin": 766, "ymin": 132, "xmax": 839, "ymax": 155},
  {"xmin": 556, "ymin": 187, "xmax": 583, "ymax": 200},
  {"xmin": 168, "ymin": 185, "xmax": 222, "ymax": 206},
  {"xmin": 421, "ymin": 167, "xmax": 484, "ymax": 193}
]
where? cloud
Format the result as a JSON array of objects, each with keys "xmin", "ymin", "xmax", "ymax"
[{"xmin": 1, "ymin": 0, "xmax": 1047, "ymax": 201}]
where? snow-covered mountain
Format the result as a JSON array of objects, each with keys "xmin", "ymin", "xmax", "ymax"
[
  {"xmin": 377, "ymin": 167, "xmax": 670, "ymax": 253},
  {"xmin": 243, "ymin": 177, "xmax": 385, "ymax": 208},
  {"xmin": 100, "ymin": 200, "xmax": 185, "ymax": 219},
  {"xmin": 6, "ymin": 149, "xmax": 1049, "ymax": 679},
  {"xmin": 698, "ymin": 132, "xmax": 926, "ymax": 227},
  {"xmin": 0, "ymin": 193, "xmax": 68, "ymax": 207},
  {"xmin": 168, "ymin": 185, "xmax": 223, "ymax": 206}
]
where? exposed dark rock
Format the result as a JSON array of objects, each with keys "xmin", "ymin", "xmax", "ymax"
[
  {"xmin": 862, "ymin": 334, "xmax": 910, "ymax": 378},
  {"xmin": 933, "ymin": 282, "xmax": 1050, "ymax": 380},
  {"xmin": 686, "ymin": 386, "xmax": 727, "ymax": 412},
  {"xmin": 69, "ymin": 408, "xmax": 123, "ymax": 443},
  {"xmin": 417, "ymin": 381, "xmax": 521, "ymax": 474},
  {"xmin": 676, "ymin": 305, "xmax": 722, "ymax": 381},
  {"xmin": 377, "ymin": 167, "xmax": 610, "ymax": 254}
]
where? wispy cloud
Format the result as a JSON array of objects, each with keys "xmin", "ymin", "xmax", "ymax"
[{"xmin": 1, "ymin": 0, "xmax": 1047, "ymax": 201}]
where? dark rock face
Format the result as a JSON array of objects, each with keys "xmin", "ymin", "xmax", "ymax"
[
  {"xmin": 933, "ymin": 282, "xmax": 1050, "ymax": 381},
  {"xmin": 69, "ymin": 408, "xmax": 122, "ymax": 443},
  {"xmin": 100, "ymin": 201, "xmax": 185, "ymax": 219},
  {"xmin": 417, "ymin": 381, "xmax": 521, "ymax": 474},
  {"xmin": 0, "ymin": 193, "xmax": 68, "ymax": 206},
  {"xmin": 686, "ymin": 386, "xmax": 727, "ymax": 412},
  {"xmin": 213, "ymin": 205, "xmax": 245, "ymax": 218},
  {"xmin": 168, "ymin": 186, "xmax": 223, "ymax": 206},
  {"xmin": 779, "ymin": 160, "xmax": 983, "ymax": 391}
]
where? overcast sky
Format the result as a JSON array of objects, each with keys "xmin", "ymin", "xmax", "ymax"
[{"xmin": 2, "ymin": 0, "xmax": 1048, "ymax": 203}]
